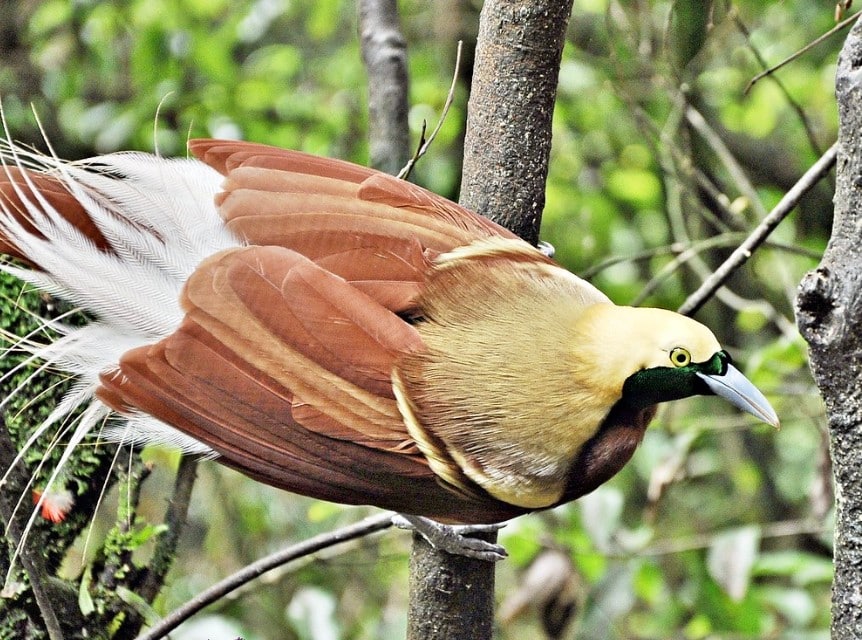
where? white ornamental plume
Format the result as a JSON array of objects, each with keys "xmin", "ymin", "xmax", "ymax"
[{"xmin": 0, "ymin": 116, "xmax": 241, "ymax": 583}]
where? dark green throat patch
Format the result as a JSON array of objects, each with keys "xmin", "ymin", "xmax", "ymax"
[{"xmin": 621, "ymin": 350, "xmax": 731, "ymax": 410}]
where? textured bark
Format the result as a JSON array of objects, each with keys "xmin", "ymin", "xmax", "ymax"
[
  {"xmin": 459, "ymin": 0, "xmax": 574, "ymax": 245},
  {"xmin": 796, "ymin": 18, "xmax": 862, "ymax": 639},
  {"xmin": 406, "ymin": 1, "xmax": 573, "ymax": 639},
  {"xmin": 407, "ymin": 533, "xmax": 497, "ymax": 640}
]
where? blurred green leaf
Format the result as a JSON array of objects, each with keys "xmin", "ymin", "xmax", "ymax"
[{"xmin": 754, "ymin": 551, "xmax": 834, "ymax": 585}]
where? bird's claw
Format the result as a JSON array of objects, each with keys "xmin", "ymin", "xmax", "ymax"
[{"xmin": 391, "ymin": 514, "xmax": 508, "ymax": 562}]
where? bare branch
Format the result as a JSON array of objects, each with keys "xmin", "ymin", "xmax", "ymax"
[
  {"xmin": 581, "ymin": 236, "xmax": 820, "ymax": 282},
  {"xmin": 679, "ymin": 141, "xmax": 837, "ymax": 316},
  {"xmin": 397, "ymin": 41, "xmax": 463, "ymax": 181},
  {"xmin": 685, "ymin": 106, "xmax": 769, "ymax": 220},
  {"xmin": 733, "ymin": 13, "xmax": 826, "ymax": 157},
  {"xmin": 745, "ymin": 10, "xmax": 861, "ymax": 95},
  {"xmin": 136, "ymin": 457, "xmax": 197, "ymax": 602},
  {"xmin": 135, "ymin": 512, "xmax": 394, "ymax": 640}
]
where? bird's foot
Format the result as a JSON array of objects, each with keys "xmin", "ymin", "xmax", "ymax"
[{"xmin": 391, "ymin": 514, "xmax": 508, "ymax": 562}]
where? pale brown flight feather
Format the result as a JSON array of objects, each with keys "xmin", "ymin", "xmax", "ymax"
[{"xmin": 189, "ymin": 139, "xmax": 379, "ymax": 183}]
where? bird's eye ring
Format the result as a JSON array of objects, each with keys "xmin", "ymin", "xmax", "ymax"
[{"xmin": 669, "ymin": 347, "xmax": 691, "ymax": 367}]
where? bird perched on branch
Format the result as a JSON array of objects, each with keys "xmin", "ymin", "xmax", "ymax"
[{"xmin": 0, "ymin": 135, "xmax": 778, "ymax": 560}]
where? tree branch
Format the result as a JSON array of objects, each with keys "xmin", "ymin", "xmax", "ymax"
[
  {"xmin": 134, "ymin": 513, "xmax": 394, "ymax": 640},
  {"xmin": 459, "ymin": 0, "xmax": 574, "ymax": 245},
  {"xmin": 680, "ymin": 141, "xmax": 837, "ymax": 316},
  {"xmin": 407, "ymin": 533, "xmax": 497, "ymax": 640},
  {"xmin": 745, "ymin": 9, "xmax": 861, "ymax": 95},
  {"xmin": 136, "ymin": 456, "xmax": 198, "ymax": 602},
  {"xmin": 397, "ymin": 41, "xmax": 463, "ymax": 181}
]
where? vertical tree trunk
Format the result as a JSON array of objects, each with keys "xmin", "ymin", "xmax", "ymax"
[
  {"xmin": 407, "ymin": 538, "xmax": 497, "ymax": 640},
  {"xmin": 796, "ymin": 18, "xmax": 862, "ymax": 639},
  {"xmin": 406, "ymin": 1, "xmax": 573, "ymax": 638},
  {"xmin": 459, "ymin": 0, "xmax": 574, "ymax": 244}
]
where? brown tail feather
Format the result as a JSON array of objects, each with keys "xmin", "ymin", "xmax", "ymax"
[{"xmin": 0, "ymin": 168, "xmax": 110, "ymax": 264}]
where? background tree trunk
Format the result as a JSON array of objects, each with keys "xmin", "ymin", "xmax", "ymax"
[
  {"xmin": 359, "ymin": 0, "xmax": 411, "ymax": 174},
  {"xmin": 796, "ymin": 17, "xmax": 862, "ymax": 639}
]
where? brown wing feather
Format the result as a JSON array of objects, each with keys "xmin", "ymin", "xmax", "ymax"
[
  {"xmin": 357, "ymin": 172, "xmax": 510, "ymax": 237},
  {"xmin": 109, "ymin": 323, "xmax": 429, "ymax": 503},
  {"xmin": 189, "ymin": 139, "xmax": 515, "ymax": 239},
  {"xmin": 182, "ymin": 246, "xmax": 414, "ymax": 442},
  {"xmin": 99, "ymin": 245, "xmax": 524, "ymax": 522},
  {"xmin": 188, "ymin": 139, "xmax": 379, "ymax": 183},
  {"xmin": 188, "ymin": 139, "xmax": 518, "ymax": 313}
]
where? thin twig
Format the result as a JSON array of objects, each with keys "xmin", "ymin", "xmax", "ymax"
[
  {"xmin": 0, "ymin": 421, "xmax": 66, "ymax": 640},
  {"xmin": 397, "ymin": 41, "xmax": 463, "ymax": 180},
  {"xmin": 358, "ymin": 0, "xmax": 411, "ymax": 174},
  {"xmin": 715, "ymin": 285, "xmax": 799, "ymax": 336},
  {"xmin": 660, "ymin": 93, "xmax": 692, "ymax": 246},
  {"xmin": 690, "ymin": 165, "xmax": 745, "ymax": 233},
  {"xmin": 745, "ymin": 10, "xmax": 862, "ymax": 95},
  {"xmin": 630, "ymin": 234, "xmax": 759, "ymax": 306},
  {"xmin": 134, "ymin": 512, "xmax": 395, "ymax": 640},
  {"xmin": 733, "ymin": 12, "xmax": 825, "ymax": 158},
  {"xmin": 685, "ymin": 106, "xmax": 769, "ymax": 220},
  {"xmin": 679, "ymin": 142, "xmax": 837, "ymax": 316},
  {"xmin": 630, "ymin": 237, "xmax": 822, "ymax": 308},
  {"xmin": 580, "ymin": 236, "xmax": 820, "ymax": 281}
]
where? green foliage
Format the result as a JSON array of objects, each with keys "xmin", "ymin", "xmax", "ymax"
[
  {"xmin": 0, "ymin": 274, "xmax": 120, "ymax": 578},
  {"xmin": 0, "ymin": 0, "xmax": 836, "ymax": 638}
]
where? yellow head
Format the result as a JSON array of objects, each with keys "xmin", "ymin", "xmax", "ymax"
[{"xmin": 569, "ymin": 305, "xmax": 779, "ymax": 426}]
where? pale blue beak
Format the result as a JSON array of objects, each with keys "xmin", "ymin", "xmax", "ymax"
[{"xmin": 697, "ymin": 364, "xmax": 780, "ymax": 428}]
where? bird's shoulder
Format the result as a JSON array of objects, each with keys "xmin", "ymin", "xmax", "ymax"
[{"xmin": 416, "ymin": 236, "xmax": 612, "ymax": 325}]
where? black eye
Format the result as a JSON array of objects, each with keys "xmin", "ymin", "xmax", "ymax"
[{"xmin": 669, "ymin": 347, "xmax": 691, "ymax": 367}]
